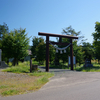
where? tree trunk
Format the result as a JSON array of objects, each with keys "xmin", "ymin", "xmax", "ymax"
[
  {"xmin": 17, "ymin": 60, "xmax": 18, "ymax": 65},
  {"xmin": 13, "ymin": 58, "xmax": 17, "ymax": 66},
  {"xmin": 7, "ymin": 60, "xmax": 9, "ymax": 65}
]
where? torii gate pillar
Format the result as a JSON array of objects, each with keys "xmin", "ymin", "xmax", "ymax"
[
  {"xmin": 70, "ymin": 39, "xmax": 73, "ymax": 70},
  {"xmin": 46, "ymin": 36, "xmax": 49, "ymax": 72}
]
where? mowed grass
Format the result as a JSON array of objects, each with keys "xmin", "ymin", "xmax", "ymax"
[
  {"xmin": 0, "ymin": 61, "xmax": 54, "ymax": 96},
  {"xmin": 2, "ymin": 61, "xmax": 30, "ymax": 73},
  {"xmin": 75, "ymin": 63, "xmax": 100, "ymax": 72},
  {"xmin": 49, "ymin": 60, "xmax": 100, "ymax": 72}
]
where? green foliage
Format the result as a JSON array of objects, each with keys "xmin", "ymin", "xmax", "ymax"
[
  {"xmin": 35, "ymin": 41, "xmax": 46, "ymax": 63},
  {"xmin": 50, "ymin": 62, "xmax": 68, "ymax": 69},
  {"xmin": 82, "ymin": 42, "xmax": 94, "ymax": 60},
  {"xmin": 49, "ymin": 44, "xmax": 55, "ymax": 63},
  {"xmin": 92, "ymin": 21, "xmax": 100, "ymax": 60},
  {"xmin": 0, "ymin": 23, "xmax": 9, "ymax": 61},
  {"xmin": 2, "ymin": 61, "xmax": 30, "ymax": 73},
  {"xmin": 1, "ymin": 28, "xmax": 30, "ymax": 65},
  {"xmin": 74, "ymin": 45, "xmax": 85, "ymax": 65},
  {"xmin": 55, "ymin": 26, "xmax": 85, "ymax": 65},
  {"xmin": 62, "ymin": 26, "xmax": 87, "ymax": 44},
  {"xmin": 36, "ymin": 76, "xmax": 48, "ymax": 84},
  {"xmin": 31, "ymin": 37, "xmax": 46, "ymax": 63},
  {"xmin": 1, "ymin": 89, "xmax": 19, "ymax": 96},
  {"xmin": 76, "ymin": 63, "xmax": 100, "ymax": 72},
  {"xmin": 31, "ymin": 37, "xmax": 44, "ymax": 57},
  {"xmin": 0, "ymin": 22, "xmax": 9, "ymax": 39}
]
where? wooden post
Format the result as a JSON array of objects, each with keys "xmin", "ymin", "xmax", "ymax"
[
  {"xmin": 46, "ymin": 36, "xmax": 49, "ymax": 72},
  {"xmin": 30, "ymin": 58, "xmax": 32, "ymax": 72},
  {"xmin": 70, "ymin": 39, "xmax": 73, "ymax": 70},
  {"xmin": 59, "ymin": 37, "xmax": 62, "ymax": 43}
]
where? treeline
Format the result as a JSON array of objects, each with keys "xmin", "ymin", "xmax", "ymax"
[
  {"xmin": 31, "ymin": 26, "xmax": 94, "ymax": 66},
  {"xmin": 0, "ymin": 22, "xmax": 100, "ymax": 66}
]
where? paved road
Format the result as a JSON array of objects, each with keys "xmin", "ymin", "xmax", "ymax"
[{"xmin": 1, "ymin": 67, "xmax": 100, "ymax": 100}]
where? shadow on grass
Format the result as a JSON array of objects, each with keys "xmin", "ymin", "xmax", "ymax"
[
  {"xmin": 0, "ymin": 66, "xmax": 9, "ymax": 70},
  {"xmin": 49, "ymin": 63, "xmax": 69, "ymax": 69},
  {"xmin": 75, "ymin": 66, "xmax": 100, "ymax": 72}
]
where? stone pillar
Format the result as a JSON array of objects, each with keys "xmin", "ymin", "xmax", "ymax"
[{"xmin": 0, "ymin": 49, "xmax": 2, "ymax": 62}]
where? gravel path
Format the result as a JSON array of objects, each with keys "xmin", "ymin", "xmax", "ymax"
[{"xmin": 38, "ymin": 66, "xmax": 100, "ymax": 90}]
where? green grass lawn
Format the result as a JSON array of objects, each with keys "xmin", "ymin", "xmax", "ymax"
[
  {"xmin": 75, "ymin": 63, "xmax": 100, "ymax": 72},
  {"xmin": 1, "ymin": 61, "xmax": 54, "ymax": 96},
  {"xmin": 47, "ymin": 60, "xmax": 100, "ymax": 72}
]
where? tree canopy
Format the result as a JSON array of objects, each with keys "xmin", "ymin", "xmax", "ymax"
[
  {"xmin": 92, "ymin": 21, "xmax": 100, "ymax": 61},
  {"xmin": 1, "ymin": 28, "xmax": 30, "ymax": 65}
]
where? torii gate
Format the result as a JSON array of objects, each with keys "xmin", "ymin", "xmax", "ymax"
[{"xmin": 38, "ymin": 32, "xmax": 78, "ymax": 72}]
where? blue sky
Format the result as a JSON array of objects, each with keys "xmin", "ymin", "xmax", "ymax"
[{"xmin": 1, "ymin": 0, "xmax": 100, "ymax": 45}]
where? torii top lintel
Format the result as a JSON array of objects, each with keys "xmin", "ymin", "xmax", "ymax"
[{"xmin": 38, "ymin": 32, "xmax": 78, "ymax": 39}]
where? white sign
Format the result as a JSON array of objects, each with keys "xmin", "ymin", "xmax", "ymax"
[{"xmin": 68, "ymin": 56, "xmax": 76, "ymax": 65}]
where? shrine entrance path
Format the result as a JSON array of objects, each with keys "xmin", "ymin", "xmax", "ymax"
[{"xmin": 38, "ymin": 66, "xmax": 100, "ymax": 90}]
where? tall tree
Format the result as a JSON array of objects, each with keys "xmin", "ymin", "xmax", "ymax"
[
  {"xmin": 82, "ymin": 42, "xmax": 94, "ymax": 61},
  {"xmin": 0, "ymin": 23, "xmax": 9, "ymax": 61},
  {"xmin": 31, "ymin": 37, "xmax": 55, "ymax": 64},
  {"xmin": 31, "ymin": 37, "xmax": 44, "ymax": 58},
  {"xmin": 58, "ymin": 26, "xmax": 85, "ymax": 65},
  {"xmin": 49, "ymin": 44, "xmax": 55, "ymax": 64},
  {"xmin": 2, "ymin": 28, "xmax": 30, "ymax": 65},
  {"xmin": 92, "ymin": 21, "xmax": 100, "ymax": 62},
  {"xmin": 0, "ymin": 23, "xmax": 9, "ymax": 39},
  {"xmin": 35, "ymin": 41, "xmax": 46, "ymax": 64}
]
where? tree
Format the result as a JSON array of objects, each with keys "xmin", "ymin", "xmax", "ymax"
[
  {"xmin": 57, "ymin": 26, "xmax": 85, "ymax": 65},
  {"xmin": 49, "ymin": 44, "xmax": 55, "ymax": 64},
  {"xmin": 0, "ymin": 23, "xmax": 9, "ymax": 39},
  {"xmin": 2, "ymin": 28, "xmax": 30, "ymax": 65},
  {"xmin": 92, "ymin": 21, "xmax": 100, "ymax": 62},
  {"xmin": 82, "ymin": 42, "xmax": 94, "ymax": 61},
  {"xmin": 31, "ymin": 37, "xmax": 44, "ymax": 58},
  {"xmin": 35, "ymin": 41, "xmax": 46, "ymax": 64},
  {"xmin": 31, "ymin": 37, "xmax": 56, "ymax": 64},
  {"xmin": 0, "ymin": 23, "xmax": 9, "ymax": 62}
]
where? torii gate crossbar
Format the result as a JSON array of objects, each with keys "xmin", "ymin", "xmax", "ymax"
[{"xmin": 38, "ymin": 32, "xmax": 78, "ymax": 72}]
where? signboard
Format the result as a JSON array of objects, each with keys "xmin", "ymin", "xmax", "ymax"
[{"xmin": 68, "ymin": 56, "xmax": 76, "ymax": 65}]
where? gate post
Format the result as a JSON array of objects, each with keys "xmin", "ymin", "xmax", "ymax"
[
  {"xmin": 46, "ymin": 36, "xmax": 49, "ymax": 72},
  {"xmin": 70, "ymin": 39, "xmax": 74, "ymax": 70}
]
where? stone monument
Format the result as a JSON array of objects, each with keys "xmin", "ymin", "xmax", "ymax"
[
  {"xmin": 0, "ymin": 49, "xmax": 8, "ymax": 68},
  {"xmin": 83, "ymin": 58, "xmax": 93, "ymax": 67}
]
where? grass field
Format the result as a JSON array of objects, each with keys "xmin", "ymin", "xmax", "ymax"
[
  {"xmin": 75, "ymin": 63, "xmax": 100, "ymax": 72},
  {"xmin": 0, "ymin": 61, "xmax": 54, "ymax": 96},
  {"xmin": 49, "ymin": 60, "xmax": 100, "ymax": 72}
]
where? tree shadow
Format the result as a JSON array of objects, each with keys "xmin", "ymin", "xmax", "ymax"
[
  {"xmin": 75, "ymin": 66, "xmax": 100, "ymax": 72},
  {"xmin": 49, "ymin": 63, "xmax": 69, "ymax": 69},
  {"xmin": 0, "ymin": 66, "xmax": 9, "ymax": 70}
]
